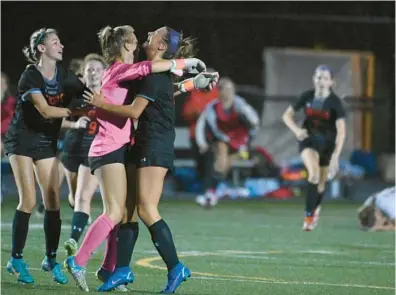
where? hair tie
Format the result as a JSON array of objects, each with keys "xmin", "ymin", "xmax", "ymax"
[{"xmin": 34, "ymin": 30, "xmax": 46, "ymax": 48}]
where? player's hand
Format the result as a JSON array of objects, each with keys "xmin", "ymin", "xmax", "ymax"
[
  {"xmin": 295, "ymin": 128, "xmax": 308, "ymax": 141},
  {"xmin": 83, "ymin": 90, "xmax": 105, "ymax": 108},
  {"xmin": 75, "ymin": 116, "xmax": 91, "ymax": 129},
  {"xmin": 171, "ymin": 58, "xmax": 207, "ymax": 75},
  {"xmin": 328, "ymin": 156, "xmax": 339, "ymax": 180},
  {"xmin": 177, "ymin": 72, "xmax": 220, "ymax": 93}
]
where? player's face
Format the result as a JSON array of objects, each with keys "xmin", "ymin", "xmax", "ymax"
[
  {"xmin": 143, "ymin": 27, "xmax": 167, "ymax": 59},
  {"xmin": 38, "ymin": 33, "xmax": 64, "ymax": 61},
  {"xmin": 125, "ymin": 31, "xmax": 138, "ymax": 53},
  {"xmin": 83, "ymin": 60, "xmax": 104, "ymax": 89},
  {"xmin": 219, "ymin": 81, "xmax": 235, "ymax": 104},
  {"xmin": 313, "ymin": 70, "xmax": 333, "ymax": 91}
]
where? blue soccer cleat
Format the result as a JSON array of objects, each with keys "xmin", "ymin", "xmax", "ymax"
[
  {"xmin": 64, "ymin": 256, "xmax": 89, "ymax": 291},
  {"xmin": 41, "ymin": 257, "xmax": 68, "ymax": 284},
  {"xmin": 161, "ymin": 263, "xmax": 191, "ymax": 294},
  {"xmin": 6, "ymin": 257, "xmax": 34, "ymax": 284},
  {"xmin": 97, "ymin": 266, "xmax": 134, "ymax": 292}
]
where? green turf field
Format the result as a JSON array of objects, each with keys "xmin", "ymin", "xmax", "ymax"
[{"xmin": 1, "ymin": 199, "xmax": 395, "ymax": 295}]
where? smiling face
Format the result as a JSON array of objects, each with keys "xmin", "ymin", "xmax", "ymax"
[
  {"xmin": 37, "ymin": 33, "xmax": 64, "ymax": 61},
  {"xmin": 142, "ymin": 27, "xmax": 168, "ymax": 60}
]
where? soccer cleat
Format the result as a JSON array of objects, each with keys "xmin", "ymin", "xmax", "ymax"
[
  {"xmin": 64, "ymin": 238, "xmax": 78, "ymax": 257},
  {"xmin": 6, "ymin": 258, "xmax": 34, "ymax": 284},
  {"xmin": 161, "ymin": 262, "xmax": 191, "ymax": 294},
  {"xmin": 196, "ymin": 190, "xmax": 218, "ymax": 209},
  {"xmin": 303, "ymin": 216, "xmax": 315, "ymax": 231},
  {"xmin": 311, "ymin": 205, "xmax": 322, "ymax": 230},
  {"xmin": 96, "ymin": 267, "xmax": 128, "ymax": 292},
  {"xmin": 41, "ymin": 257, "xmax": 68, "ymax": 284},
  {"xmin": 65, "ymin": 256, "xmax": 89, "ymax": 291},
  {"xmin": 97, "ymin": 266, "xmax": 134, "ymax": 292}
]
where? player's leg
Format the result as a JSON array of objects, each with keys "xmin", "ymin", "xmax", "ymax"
[
  {"xmin": 65, "ymin": 162, "xmax": 98, "ymax": 256},
  {"xmin": 200, "ymin": 141, "xmax": 229, "ymax": 207},
  {"xmin": 97, "ymin": 163, "xmax": 138, "ymax": 292},
  {"xmin": 311, "ymin": 166, "xmax": 328, "ymax": 229},
  {"xmin": 137, "ymin": 166, "xmax": 191, "ymax": 293},
  {"xmin": 62, "ymin": 157, "xmax": 78, "ymax": 209},
  {"xmin": 66, "ymin": 162, "xmax": 126, "ymax": 291},
  {"xmin": 6, "ymin": 154, "xmax": 36, "ymax": 284},
  {"xmin": 300, "ymin": 147, "xmax": 321, "ymax": 231},
  {"xmin": 34, "ymin": 156, "xmax": 68, "ymax": 284}
]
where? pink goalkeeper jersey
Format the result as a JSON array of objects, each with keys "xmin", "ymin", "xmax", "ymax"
[{"xmin": 89, "ymin": 61, "xmax": 152, "ymax": 157}]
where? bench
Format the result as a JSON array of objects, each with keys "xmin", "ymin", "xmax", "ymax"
[{"xmin": 173, "ymin": 159, "xmax": 256, "ymax": 186}]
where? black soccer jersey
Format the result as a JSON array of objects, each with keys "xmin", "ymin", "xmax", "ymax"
[
  {"xmin": 134, "ymin": 72, "xmax": 175, "ymax": 153},
  {"xmin": 4, "ymin": 64, "xmax": 85, "ymax": 155},
  {"xmin": 292, "ymin": 89, "xmax": 346, "ymax": 143},
  {"xmin": 62, "ymin": 107, "xmax": 98, "ymax": 157}
]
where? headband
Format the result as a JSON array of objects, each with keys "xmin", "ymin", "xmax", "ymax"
[{"xmin": 34, "ymin": 31, "xmax": 46, "ymax": 48}]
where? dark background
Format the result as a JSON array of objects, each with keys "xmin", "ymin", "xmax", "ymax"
[{"xmin": 2, "ymin": 1, "xmax": 395, "ymax": 152}]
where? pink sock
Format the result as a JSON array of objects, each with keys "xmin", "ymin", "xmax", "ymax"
[
  {"xmin": 101, "ymin": 224, "xmax": 120, "ymax": 272},
  {"xmin": 75, "ymin": 214, "xmax": 115, "ymax": 267}
]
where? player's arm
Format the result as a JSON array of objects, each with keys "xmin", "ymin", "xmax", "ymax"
[
  {"xmin": 331, "ymin": 100, "xmax": 347, "ymax": 159},
  {"xmin": 282, "ymin": 93, "xmax": 308, "ymax": 136},
  {"xmin": 29, "ymin": 93, "xmax": 73, "ymax": 118},
  {"xmin": 18, "ymin": 70, "xmax": 74, "ymax": 119},
  {"xmin": 195, "ymin": 110, "xmax": 209, "ymax": 153},
  {"xmin": 235, "ymin": 97, "xmax": 260, "ymax": 130},
  {"xmin": 92, "ymin": 97, "xmax": 149, "ymax": 120},
  {"xmin": 116, "ymin": 59, "xmax": 207, "ymax": 83},
  {"xmin": 83, "ymin": 75, "xmax": 157, "ymax": 119},
  {"xmin": 205, "ymin": 103, "xmax": 230, "ymax": 143}
]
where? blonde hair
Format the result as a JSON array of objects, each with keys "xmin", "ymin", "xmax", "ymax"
[
  {"xmin": 22, "ymin": 28, "xmax": 58, "ymax": 63},
  {"xmin": 98, "ymin": 25, "xmax": 135, "ymax": 64}
]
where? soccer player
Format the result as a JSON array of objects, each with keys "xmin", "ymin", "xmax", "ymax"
[
  {"xmin": 64, "ymin": 24, "xmax": 210, "ymax": 292},
  {"xmin": 61, "ymin": 54, "xmax": 107, "ymax": 256},
  {"xmin": 182, "ymin": 69, "xmax": 219, "ymax": 184},
  {"xmin": 282, "ymin": 65, "xmax": 347, "ymax": 231},
  {"xmin": 195, "ymin": 77, "xmax": 260, "ymax": 207},
  {"xmin": 358, "ymin": 186, "xmax": 395, "ymax": 231},
  {"xmin": 3, "ymin": 27, "xmax": 88, "ymax": 284},
  {"xmin": 82, "ymin": 27, "xmax": 218, "ymax": 293}
]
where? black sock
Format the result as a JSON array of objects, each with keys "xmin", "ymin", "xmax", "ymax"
[
  {"xmin": 70, "ymin": 212, "xmax": 89, "ymax": 242},
  {"xmin": 116, "ymin": 222, "xmax": 139, "ymax": 268},
  {"xmin": 305, "ymin": 183, "xmax": 318, "ymax": 217},
  {"xmin": 37, "ymin": 203, "xmax": 45, "ymax": 214},
  {"xmin": 148, "ymin": 219, "xmax": 179, "ymax": 271},
  {"xmin": 11, "ymin": 210, "xmax": 31, "ymax": 259},
  {"xmin": 44, "ymin": 210, "xmax": 61, "ymax": 260},
  {"xmin": 315, "ymin": 192, "xmax": 325, "ymax": 209}
]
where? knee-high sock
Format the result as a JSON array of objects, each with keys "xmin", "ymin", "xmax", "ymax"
[{"xmin": 75, "ymin": 214, "xmax": 115, "ymax": 267}]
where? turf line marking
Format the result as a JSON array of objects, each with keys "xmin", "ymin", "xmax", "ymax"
[
  {"xmin": 192, "ymin": 276, "xmax": 395, "ymax": 290},
  {"xmin": 136, "ymin": 251, "xmax": 395, "ymax": 291},
  {"xmin": 1, "ymin": 222, "xmax": 69, "ymax": 230}
]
